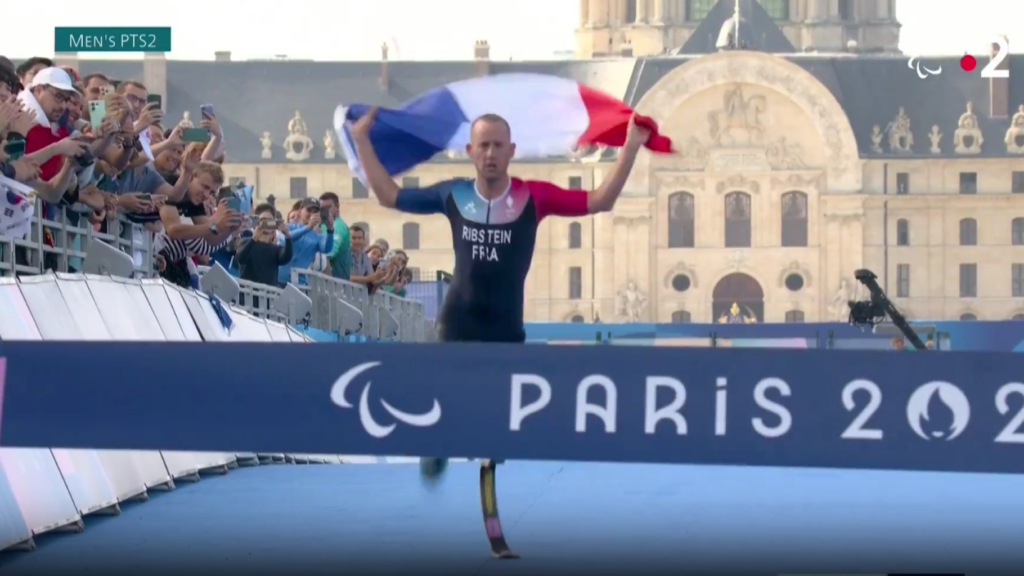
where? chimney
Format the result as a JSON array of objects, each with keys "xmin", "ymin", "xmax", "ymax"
[
  {"xmin": 380, "ymin": 42, "xmax": 389, "ymax": 90},
  {"xmin": 990, "ymin": 36, "xmax": 1010, "ymax": 118},
  {"xmin": 214, "ymin": 51, "xmax": 232, "ymax": 62},
  {"xmin": 474, "ymin": 40, "xmax": 490, "ymax": 77}
]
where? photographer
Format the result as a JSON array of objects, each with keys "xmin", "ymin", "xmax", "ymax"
[
  {"xmin": 278, "ymin": 197, "xmax": 333, "ymax": 287},
  {"xmin": 236, "ymin": 214, "xmax": 292, "ymax": 288}
]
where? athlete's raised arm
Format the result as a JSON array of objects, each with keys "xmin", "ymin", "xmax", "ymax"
[
  {"xmin": 586, "ymin": 115, "xmax": 652, "ymax": 214},
  {"xmin": 349, "ymin": 107, "xmax": 401, "ymax": 208}
]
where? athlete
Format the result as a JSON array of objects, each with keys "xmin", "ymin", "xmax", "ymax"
[{"xmin": 348, "ymin": 107, "xmax": 651, "ymax": 557}]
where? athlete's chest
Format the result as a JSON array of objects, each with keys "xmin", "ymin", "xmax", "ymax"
[{"xmin": 446, "ymin": 183, "xmax": 538, "ymax": 265}]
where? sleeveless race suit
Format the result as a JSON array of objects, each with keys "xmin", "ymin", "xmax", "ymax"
[{"xmin": 395, "ymin": 177, "xmax": 588, "ymax": 343}]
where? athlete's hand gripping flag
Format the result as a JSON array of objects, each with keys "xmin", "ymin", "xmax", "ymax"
[{"xmin": 334, "ymin": 73, "xmax": 673, "ymax": 183}]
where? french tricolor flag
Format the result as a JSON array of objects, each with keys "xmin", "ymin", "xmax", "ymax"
[{"xmin": 334, "ymin": 73, "xmax": 672, "ymax": 182}]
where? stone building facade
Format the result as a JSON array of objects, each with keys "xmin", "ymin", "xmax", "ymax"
[{"xmin": 31, "ymin": 0, "xmax": 1024, "ymax": 324}]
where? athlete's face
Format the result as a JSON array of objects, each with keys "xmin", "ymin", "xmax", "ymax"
[{"xmin": 466, "ymin": 119, "xmax": 515, "ymax": 182}]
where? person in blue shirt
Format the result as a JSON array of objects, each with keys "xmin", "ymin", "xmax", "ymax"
[{"xmin": 277, "ymin": 197, "xmax": 333, "ymax": 286}]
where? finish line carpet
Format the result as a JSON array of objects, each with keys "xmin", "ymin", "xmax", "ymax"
[{"xmin": 0, "ymin": 461, "xmax": 1020, "ymax": 575}]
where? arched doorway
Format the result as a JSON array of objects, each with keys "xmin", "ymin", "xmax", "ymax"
[{"xmin": 713, "ymin": 273, "xmax": 764, "ymax": 323}]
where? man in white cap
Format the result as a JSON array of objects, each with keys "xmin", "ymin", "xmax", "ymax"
[{"xmin": 17, "ymin": 67, "xmax": 80, "ymax": 182}]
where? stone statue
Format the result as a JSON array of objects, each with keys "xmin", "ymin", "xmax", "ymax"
[
  {"xmin": 1005, "ymin": 104, "xmax": 1024, "ymax": 154},
  {"xmin": 953, "ymin": 101, "xmax": 983, "ymax": 154},
  {"xmin": 283, "ymin": 111, "xmax": 313, "ymax": 162},
  {"xmin": 616, "ymin": 281, "xmax": 646, "ymax": 322},
  {"xmin": 323, "ymin": 129, "xmax": 336, "ymax": 160},
  {"xmin": 888, "ymin": 107, "xmax": 913, "ymax": 153},
  {"xmin": 177, "ymin": 111, "xmax": 194, "ymax": 129},
  {"xmin": 707, "ymin": 85, "xmax": 766, "ymax": 147},
  {"xmin": 928, "ymin": 125, "xmax": 942, "ymax": 154},
  {"xmin": 869, "ymin": 125, "xmax": 883, "ymax": 153},
  {"xmin": 827, "ymin": 279, "xmax": 851, "ymax": 322},
  {"xmin": 260, "ymin": 131, "xmax": 273, "ymax": 159},
  {"xmin": 718, "ymin": 302, "xmax": 756, "ymax": 324}
]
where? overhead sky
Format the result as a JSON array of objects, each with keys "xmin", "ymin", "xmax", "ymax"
[{"xmin": 3, "ymin": 0, "xmax": 1021, "ymax": 61}]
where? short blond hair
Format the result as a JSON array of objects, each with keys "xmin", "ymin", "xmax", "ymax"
[
  {"xmin": 117, "ymin": 79, "xmax": 147, "ymax": 94},
  {"xmin": 193, "ymin": 161, "xmax": 224, "ymax": 186}
]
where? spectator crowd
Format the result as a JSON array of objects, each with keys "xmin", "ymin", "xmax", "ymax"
[{"xmin": 0, "ymin": 56, "xmax": 413, "ymax": 299}]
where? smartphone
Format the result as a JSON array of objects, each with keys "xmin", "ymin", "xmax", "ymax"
[
  {"xmin": 319, "ymin": 207, "xmax": 331, "ymax": 225},
  {"xmin": 88, "ymin": 100, "xmax": 106, "ymax": 132},
  {"xmin": 200, "ymin": 104, "xmax": 215, "ymax": 120},
  {"xmin": 259, "ymin": 219, "xmax": 277, "ymax": 230},
  {"xmin": 100, "ymin": 84, "xmax": 115, "ymax": 97},
  {"xmin": 181, "ymin": 127, "xmax": 210, "ymax": 143},
  {"xmin": 3, "ymin": 138, "xmax": 26, "ymax": 160},
  {"xmin": 225, "ymin": 197, "xmax": 241, "ymax": 212},
  {"xmin": 146, "ymin": 93, "xmax": 162, "ymax": 109},
  {"xmin": 137, "ymin": 193, "xmax": 152, "ymax": 201},
  {"xmin": 216, "ymin": 186, "xmax": 236, "ymax": 201}
]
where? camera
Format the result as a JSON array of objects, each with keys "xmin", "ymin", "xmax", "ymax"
[{"xmin": 847, "ymin": 268, "xmax": 928, "ymax": 351}]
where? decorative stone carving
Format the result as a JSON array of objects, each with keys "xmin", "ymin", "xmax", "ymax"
[
  {"xmin": 827, "ymin": 278, "xmax": 851, "ymax": 321},
  {"xmin": 616, "ymin": 281, "xmax": 646, "ymax": 322},
  {"xmin": 727, "ymin": 249, "xmax": 748, "ymax": 271},
  {"xmin": 777, "ymin": 261, "xmax": 813, "ymax": 288},
  {"xmin": 675, "ymin": 136, "xmax": 708, "ymax": 171},
  {"xmin": 928, "ymin": 125, "xmax": 942, "ymax": 154},
  {"xmin": 887, "ymin": 107, "xmax": 913, "ymax": 153},
  {"xmin": 177, "ymin": 111, "xmax": 194, "ymax": 129},
  {"xmin": 869, "ymin": 125, "xmax": 883, "ymax": 153},
  {"xmin": 260, "ymin": 131, "xmax": 273, "ymax": 159},
  {"xmin": 631, "ymin": 52, "xmax": 861, "ymax": 192},
  {"xmin": 323, "ymin": 129, "xmax": 336, "ymax": 160},
  {"xmin": 1004, "ymin": 105, "xmax": 1024, "ymax": 154},
  {"xmin": 771, "ymin": 173, "xmax": 821, "ymax": 190},
  {"xmin": 715, "ymin": 174, "xmax": 760, "ymax": 195},
  {"xmin": 655, "ymin": 172, "xmax": 704, "ymax": 191},
  {"xmin": 953, "ymin": 101, "xmax": 983, "ymax": 154},
  {"xmin": 662, "ymin": 263, "xmax": 699, "ymax": 289},
  {"xmin": 765, "ymin": 137, "xmax": 808, "ymax": 169},
  {"xmin": 707, "ymin": 85, "xmax": 766, "ymax": 147},
  {"xmin": 283, "ymin": 111, "xmax": 313, "ymax": 162}
]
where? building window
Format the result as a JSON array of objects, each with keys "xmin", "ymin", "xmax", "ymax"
[
  {"xmin": 1013, "ymin": 172, "xmax": 1024, "ymax": 193},
  {"xmin": 668, "ymin": 192, "xmax": 695, "ymax": 248},
  {"xmin": 784, "ymin": 310, "xmax": 805, "ymax": 323},
  {"xmin": 625, "ymin": 0, "xmax": 637, "ymax": 23},
  {"xmin": 567, "ymin": 176, "xmax": 583, "ymax": 190},
  {"xmin": 686, "ymin": 0, "xmax": 714, "ymax": 21},
  {"xmin": 897, "ymin": 264, "xmax": 910, "ymax": 298},
  {"xmin": 402, "ymin": 222, "xmax": 420, "ymax": 250},
  {"xmin": 671, "ymin": 310, "xmax": 691, "ymax": 323},
  {"xmin": 896, "ymin": 172, "xmax": 910, "ymax": 195},
  {"xmin": 570, "ymin": 314, "xmax": 585, "ymax": 323},
  {"xmin": 838, "ymin": 0, "xmax": 853, "ymax": 20},
  {"xmin": 759, "ymin": 0, "xmax": 789, "ymax": 20},
  {"xmin": 401, "ymin": 176, "xmax": 419, "ymax": 189},
  {"xmin": 569, "ymin": 267, "xmax": 582, "ymax": 299},
  {"xmin": 725, "ymin": 192, "xmax": 752, "ymax": 248},
  {"xmin": 960, "ymin": 313, "xmax": 977, "ymax": 321},
  {"xmin": 959, "ymin": 218, "xmax": 978, "ymax": 246},
  {"xmin": 959, "ymin": 263, "xmax": 977, "ymax": 297},
  {"xmin": 1013, "ymin": 218, "xmax": 1024, "ymax": 245},
  {"xmin": 960, "ymin": 172, "xmax": 978, "ymax": 194},
  {"xmin": 289, "ymin": 177, "xmax": 307, "ymax": 199},
  {"xmin": 671, "ymin": 274, "xmax": 691, "ymax": 292},
  {"xmin": 568, "ymin": 222, "xmax": 582, "ymax": 249},
  {"xmin": 352, "ymin": 178, "xmax": 369, "ymax": 199},
  {"xmin": 896, "ymin": 218, "xmax": 910, "ymax": 246},
  {"xmin": 784, "ymin": 273, "xmax": 804, "ymax": 292},
  {"xmin": 353, "ymin": 221, "xmax": 369, "ymax": 240},
  {"xmin": 780, "ymin": 191, "xmax": 808, "ymax": 247},
  {"xmin": 1014, "ymin": 264, "xmax": 1024, "ymax": 297}
]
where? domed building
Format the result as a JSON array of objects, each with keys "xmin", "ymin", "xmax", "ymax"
[{"xmin": 47, "ymin": 0, "xmax": 1024, "ymax": 323}]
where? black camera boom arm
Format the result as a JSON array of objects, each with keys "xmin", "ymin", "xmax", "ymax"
[{"xmin": 853, "ymin": 269, "xmax": 928, "ymax": 351}]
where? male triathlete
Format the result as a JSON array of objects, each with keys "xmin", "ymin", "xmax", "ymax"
[{"xmin": 348, "ymin": 107, "xmax": 650, "ymax": 556}]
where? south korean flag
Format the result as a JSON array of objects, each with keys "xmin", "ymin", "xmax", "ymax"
[{"xmin": 0, "ymin": 175, "xmax": 35, "ymax": 240}]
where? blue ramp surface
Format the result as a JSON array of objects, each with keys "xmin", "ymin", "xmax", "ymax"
[{"xmin": 0, "ymin": 462, "xmax": 1020, "ymax": 575}]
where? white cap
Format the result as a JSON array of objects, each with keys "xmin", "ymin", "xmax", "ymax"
[{"xmin": 27, "ymin": 67, "xmax": 76, "ymax": 92}]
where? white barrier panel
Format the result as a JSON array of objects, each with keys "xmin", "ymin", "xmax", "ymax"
[
  {"xmin": 264, "ymin": 319, "xmax": 293, "ymax": 343},
  {"xmin": 0, "ymin": 460, "xmax": 32, "ymax": 551},
  {"xmin": 0, "ymin": 280, "xmax": 83, "ymax": 542},
  {"xmin": 15, "ymin": 275, "xmax": 120, "ymax": 515},
  {"xmin": 163, "ymin": 287, "xmax": 236, "ymax": 472},
  {"xmin": 140, "ymin": 282, "xmax": 203, "ymax": 480},
  {"xmin": 85, "ymin": 275, "xmax": 177, "ymax": 490}
]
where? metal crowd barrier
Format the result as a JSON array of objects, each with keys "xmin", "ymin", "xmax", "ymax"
[{"xmin": 0, "ymin": 198, "xmax": 155, "ymax": 279}]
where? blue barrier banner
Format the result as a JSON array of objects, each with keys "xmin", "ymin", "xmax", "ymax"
[{"xmin": 1, "ymin": 342, "xmax": 1024, "ymax": 475}]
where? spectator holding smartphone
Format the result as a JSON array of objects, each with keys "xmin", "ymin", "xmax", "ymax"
[
  {"xmin": 279, "ymin": 197, "xmax": 333, "ymax": 287},
  {"xmin": 317, "ymin": 192, "xmax": 351, "ymax": 280},
  {"xmin": 237, "ymin": 215, "xmax": 292, "ymax": 288}
]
